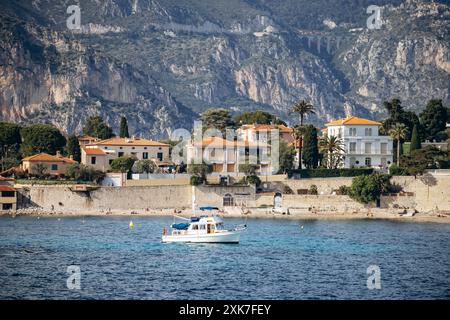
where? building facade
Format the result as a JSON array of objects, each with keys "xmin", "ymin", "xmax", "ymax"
[
  {"xmin": 82, "ymin": 137, "xmax": 170, "ymax": 172},
  {"xmin": 325, "ymin": 116, "xmax": 393, "ymax": 169},
  {"xmin": 237, "ymin": 124, "xmax": 293, "ymax": 144},
  {"xmin": 0, "ymin": 177, "xmax": 16, "ymax": 211},
  {"xmin": 187, "ymin": 136, "xmax": 274, "ymax": 176},
  {"xmin": 22, "ymin": 152, "xmax": 77, "ymax": 175}
]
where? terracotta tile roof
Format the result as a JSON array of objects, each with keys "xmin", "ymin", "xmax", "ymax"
[
  {"xmin": 240, "ymin": 124, "xmax": 293, "ymax": 133},
  {"xmin": 87, "ymin": 137, "xmax": 169, "ymax": 147},
  {"xmin": 22, "ymin": 153, "xmax": 77, "ymax": 164},
  {"xmin": 325, "ymin": 116, "xmax": 381, "ymax": 126},
  {"xmin": 194, "ymin": 136, "xmax": 270, "ymax": 148},
  {"xmin": 82, "ymin": 147, "xmax": 106, "ymax": 155},
  {"xmin": 78, "ymin": 135, "xmax": 98, "ymax": 141},
  {"xmin": 0, "ymin": 185, "xmax": 15, "ymax": 192}
]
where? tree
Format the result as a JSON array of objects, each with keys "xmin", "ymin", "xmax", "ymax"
[
  {"xmin": 133, "ymin": 159, "xmax": 157, "ymax": 174},
  {"xmin": 200, "ymin": 108, "xmax": 235, "ymax": 133},
  {"xmin": 0, "ymin": 122, "xmax": 22, "ymax": 172},
  {"xmin": 277, "ymin": 140, "xmax": 296, "ymax": 174},
  {"xmin": 238, "ymin": 163, "xmax": 260, "ymax": 185},
  {"xmin": 410, "ymin": 124, "xmax": 421, "ymax": 152},
  {"xmin": 349, "ymin": 174, "xmax": 392, "ymax": 204},
  {"xmin": 119, "ymin": 116, "xmax": 130, "ymax": 138},
  {"xmin": 65, "ymin": 163, "xmax": 105, "ymax": 184},
  {"xmin": 188, "ymin": 162, "xmax": 212, "ymax": 185},
  {"xmin": 65, "ymin": 135, "xmax": 81, "ymax": 162},
  {"xmin": 20, "ymin": 124, "xmax": 66, "ymax": 157},
  {"xmin": 420, "ymin": 99, "xmax": 448, "ymax": 141},
  {"xmin": 380, "ymin": 98, "xmax": 420, "ymax": 141},
  {"xmin": 234, "ymin": 110, "xmax": 286, "ymax": 125},
  {"xmin": 401, "ymin": 146, "xmax": 449, "ymax": 176},
  {"xmin": 110, "ymin": 156, "xmax": 136, "ymax": 173},
  {"xmin": 291, "ymin": 100, "xmax": 315, "ymax": 168},
  {"xmin": 83, "ymin": 116, "xmax": 115, "ymax": 140},
  {"xmin": 31, "ymin": 163, "xmax": 48, "ymax": 178},
  {"xmin": 302, "ymin": 125, "xmax": 319, "ymax": 169},
  {"xmin": 389, "ymin": 123, "xmax": 408, "ymax": 166},
  {"xmin": 319, "ymin": 135, "xmax": 344, "ymax": 169}
]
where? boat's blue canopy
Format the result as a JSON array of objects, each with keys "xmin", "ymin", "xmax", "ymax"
[
  {"xmin": 199, "ymin": 206, "xmax": 219, "ymax": 211},
  {"xmin": 171, "ymin": 223, "xmax": 190, "ymax": 230}
]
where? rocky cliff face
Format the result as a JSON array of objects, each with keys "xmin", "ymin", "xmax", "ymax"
[{"xmin": 0, "ymin": 0, "xmax": 448, "ymax": 135}]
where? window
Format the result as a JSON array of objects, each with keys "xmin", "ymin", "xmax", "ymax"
[
  {"xmin": 223, "ymin": 194, "xmax": 234, "ymax": 206},
  {"xmin": 365, "ymin": 143, "xmax": 372, "ymax": 154},
  {"xmin": 2, "ymin": 203, "xmax": 13, "ymax": 210},
  {"xmin": 118, "ymin": 152, "xmax": 124, "ymax": 157},
  {"xmin": 51, "ymin": 164, "xmax": 58, "ymax": 171},
  {"xmin": 143, "ymin": 152, "xmax": 148, "ymax": 159},
  {"xmin": 109, "ymin": 159, "xmax": 113, "ymax": 165},
  {"xmin": 349, "ymin": 128, "xmax": 357, "ymax": 136},
  {"xmin": 338, "ymin": 128, "xmax": 342, "ymax": 138},
  {"xmin": 349, "ymin": 142, "xmax": 356, "ymax": 153},
  {"xmin": 132, "ymin": 147, "xmax": 135, "ymax": 150},
  {"xmin": 157, "ymin": 152, "xmax": 163, "ymax": 161},
  {"xmin": 365, "ymin": 157, "xmax": 372, "ymax": 166},
  {"xmin": 105, "ymin": 147, "xmax": 108, "ymax": 149},
  {"xmin": 381, "ymin": 143, "xmax": 387, "ymax": 154},
  {"xmin": 120, "ymin": 147, "xmax": 123, "ymax": 149},
  {"xmin": 350, "ymin": 157, "xmax": 356, "ymax": 167},
  {"xmin": 365, "ymin": 128, "xmax": 373, "ymax": 136},
  {"xmin": 91, "ymin": 157, "xmax": 96, "ymax": 165},
  {"xmin": 1, "ymin": 191, "xmax": 14, "ymax": 197},
  {"xmin": 199, "ymin": 224, "xmax": 206, "ymax": 230},
  {"xmin": 144, "ymin": 147, "xmax": 147, "ymax": 150},
  {"xmin": 210, "ymin": 149, "xmax": 216, "ymax": 157},
  {"xmin": 192, "ymin": 225, "xmax": 198, "ymax": 230}
]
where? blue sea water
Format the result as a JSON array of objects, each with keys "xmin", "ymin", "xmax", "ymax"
[{"xmin": 0, "ymin": 216, "xmax": 449, "ymax": 299}]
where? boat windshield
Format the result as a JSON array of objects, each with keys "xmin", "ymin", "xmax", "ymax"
[{"xmin": 215, "ymin": 223, "xmax": 224, "ymax": 230}]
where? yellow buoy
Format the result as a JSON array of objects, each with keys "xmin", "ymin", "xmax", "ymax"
[{"xmin": 129, "ymin": 221, "xmax": 134, "ymax": 229}]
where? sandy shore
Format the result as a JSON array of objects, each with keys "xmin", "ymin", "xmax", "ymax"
[{"xmin": 2, "ymin": 207, "xmax": 450, "ymax": 224}]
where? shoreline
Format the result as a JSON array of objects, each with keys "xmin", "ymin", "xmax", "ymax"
[{"xmin": 3, "ymin": 208, "xmax": 450, "ymax": 224}]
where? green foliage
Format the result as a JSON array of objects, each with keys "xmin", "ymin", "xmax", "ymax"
[
  {"xmin": 234, "ymin": 110, "xmax": 286, "ymax": 125},
  {"xmin": 338, "ymin": 185, "xmax": 351, "ymax": 195},
  {"xmin": 244, "ymin": 175, "xmax": 261, "ymax": 186},
  {"xmin": 83, "ymin": 116, "xmax": 115, "ymax": 140},
  {"xmin": 65, "ymin": 135, "xmax": 81, "ymax": 162},
  {"xmin": 349, "ymin": 174, "xmax": 392, "ymax": 204},
  {"xmin": 400, "ymin": 146, "xmax": 449, "ymax": 175},
  {"xmin": 110, "ymin": 156, "xmax": 136, "ymax": 173},
  {"xmin": 388, "ymin": 164, "xmax": 410, "ymax": 176},
  {"xmin": 190, "ymin": 175, "xmax": 205, "ymax": 186},
  {"xmin": 188, "ymin": 162, "xmax": 212, "ymax": 179},
  {"xmin": 132, "ymin": 159, "xmax": 157, "ymax": 174},
  {"xmin": 238, "ymin": 163, "xmax": 258, "ymax": 176},
  {"xmin": 410, "ymin": 124, "xmax": 421, "ymax": 151},
  {"xmin": 288, "ymin": 168, "xmax": 374, "ymax": 178},
  {"xmin": 200, "ymin": 108, "xmax": 235, "ymax": 132},
  {"xmin": 31, "ymin": 163, "xmax": 49, "ymax": 178},
  {"xmin": 308, "ymin": 184, "xmax": 318, "ymax": 195},
  {"xmin": 20, "ymin": 124, "xmax": 66, "ymax": 157},
  {"xmin": 302, "ymin": 124, "xmax": 319, "ymax": 169},
  {"xmin": 119, "ymin": 116, "xmax": 130, "ymax": 138},
  {"xmin": 0, "ymin": 122, "xmax": 22, "ymax": 171},
  {"xmin": 420, "ymin": 99, "xmax": 448, "ymax": 141},
  {"xmin": 319, "ymin": 135, "xmax": 344, "ymax": 169},
  {"xmin": 65, "ymin": 163, "xmax": 105, "ymax": 184},
  {"xmin": 381, "ymin": 98, "xmax": 419, "ymax": 141},
  {"xmin": 277, "ymin": 140, "xmax": 296, "ymax": 174}
]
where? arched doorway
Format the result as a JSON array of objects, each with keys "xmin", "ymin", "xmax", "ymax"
[
  {"xmin": 223, "ymin": 194, "xmax": 234, "ymax": 206},
  {"xmin": 274, "ymin": 192, "xmax": 282, "ymax": 209}
]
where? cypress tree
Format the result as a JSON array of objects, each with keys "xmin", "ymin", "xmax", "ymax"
[
  {"xmin": 119, "ymin": 116, "xmax": 130, "ymax": 138},
  {"xmin": 66, "ymin": 135, "xmax": 82, "ymax": 162},
  {"xmin": 302, "ymin": 125, "xmax": 319, "ymax": 169},
  {"xmin": 410, "ymin": 124, "xmax": 421, "ymax": 151}
]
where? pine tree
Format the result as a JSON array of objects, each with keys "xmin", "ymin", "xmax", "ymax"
[
  {"xmin": 302, "ymin": 125, "xmax": 319, "ymax": 169},
  {"xmin": 119, "ymin": 116, "xmax": 130, "ymax": 138},
  {"xmin": 66, "ymin": 135, "xmax": 82, "ymax": 162},
  {"xmin": 410, "ymin": 124, "xmax": 421, "ymax": 151}
]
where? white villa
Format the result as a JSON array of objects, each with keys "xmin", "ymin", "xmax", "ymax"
[
  {"xmin": 82, "ymin": 137, "xmax": 170, "ymax": 172},
  {"xmin": 186, "ymin": 136, "xmax": 274, "ymax": 176},
  {"xmin": 325, "ymin": 116, "xmax": 393, "ymax": 169}
]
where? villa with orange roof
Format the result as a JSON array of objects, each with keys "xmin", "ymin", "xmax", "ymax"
[
  {"xmin": 237, "ymin": 124, "xmax": 294, "ymax": 144},
  {"xmin": 82, "ymin": 137, "xmax": 170, "ymax": 171},
  {"xmin": 21, "ymin": 152, "xmax": 77, "ymax": 175},
  {"xmin": 325, "ymin": 116, "xmax": 393, "ymax": 169},
  {"xmin": 187, "ymin": 136, "xmax": 274, "ymax": 176}
]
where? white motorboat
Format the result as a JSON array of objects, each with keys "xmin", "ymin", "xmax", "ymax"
[{"xmin": 161, "ymin": 214, "xmax": 246, "ymax": 244}]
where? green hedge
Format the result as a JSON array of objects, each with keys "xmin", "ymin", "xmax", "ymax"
[
  {"xmin": 288, "ymin": 168, "xmax": 374, "ymax": 178},
  {"xmin": 388, "ymin": 164, "xmax": 410, "ymax": 176}
]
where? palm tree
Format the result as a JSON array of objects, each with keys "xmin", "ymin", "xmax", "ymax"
[
  {"xmin": 319, "ymin": 135, "xmax": 345, "ymax": 169},
  {"xmin": 291, "ymin": 100, "xmax": 315, "ymax": 169},
  {"xmin": 389, "ymin": 123, "xmax": 408, "ymax": 166}
]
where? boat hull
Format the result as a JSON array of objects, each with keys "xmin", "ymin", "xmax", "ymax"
[{"xmin": 162, "ymin": 231, "xmax": 242, "ymax": 243}]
